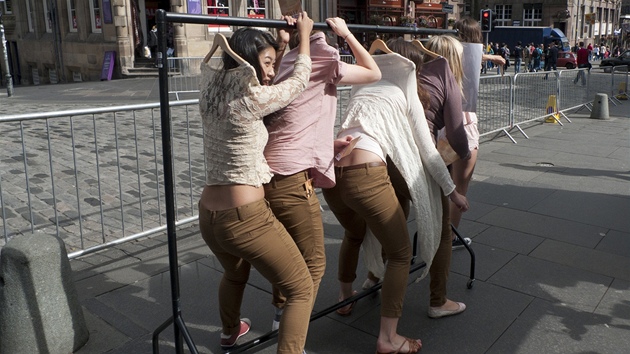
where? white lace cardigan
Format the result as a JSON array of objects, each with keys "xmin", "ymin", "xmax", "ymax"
[{"xmin": 340, "ymin": 53, "xmax": 456, "ymax": 279}]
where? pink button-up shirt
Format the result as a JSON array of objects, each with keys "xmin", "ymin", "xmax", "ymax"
[{"xmin": 264, "ymin": 32, "xmax": 347, "ymax": 188}]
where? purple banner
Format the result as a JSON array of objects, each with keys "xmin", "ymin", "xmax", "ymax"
[
  {"xmin": 103, "ymin": 0, "xmax": 113, "ymax": 24},
  {"xmin": 101, "ymin": 51, "xmax": 116, "ymax": 81},
  {"xmin": 188, "ymin": 0, "xmax": 202, "ymax": 14}
]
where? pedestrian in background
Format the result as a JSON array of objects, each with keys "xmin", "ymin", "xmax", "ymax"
[
  {"xmin": 574, "ymin": 41, "xmax": 590, "ymax": 86},
  {"xmin": 544, "ymin": 42, "xmax": 558, "ymax": 79},
  {"xmin": 531, "ymin": 43, "xmax": 541, "ymax": 72},
  {"xmin": 513, "ymin": 41, "xmax": 522, "ymax": 73},
  {"xmin": 523, "ymin": 42, "xmax": 531, "ymax": 72},
  {"xmin": 147, "ymin": 25, "xmax": 159, "ymax": 67}
]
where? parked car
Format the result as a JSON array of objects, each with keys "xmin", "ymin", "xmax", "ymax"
[
  {"xmin": 600, "ymin": 50, "xmax": 630, "ymax": 72},
  {"xmin": 557, "ymin": 51, "xmax": 577, "ymax": 69}
]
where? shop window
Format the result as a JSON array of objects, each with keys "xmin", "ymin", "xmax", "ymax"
[
  {"xmin": 26, "ymin": 0, "xmax": 35, "ymax": 32},
  {"xmin": 43, "ymin": 0, "xmax": 52, "ymax": 33},
  {"xmin": 246, "ymin": 0, "xmax": 265, "ymax": 19},
  {"xmin": 494, "ymin": 5, "xmax": 512, "ymax": 26},
  {"xmin": 206, "ymin": 0, "xmax": 231, "ymax": 32},
  {"xmin": 89, "ymin": 0, "xmax": 102, "ymax": 33},
  {"xmin": 2, "ymin": 0, "xmax": 13, "ymax": 14},
  {"xmin": 67, "ymin": 0, "xmax": 78, "ymax": 32},
  {"xmin": 522, "ymin": 4, "xmax": 542, "ymax": 27}
]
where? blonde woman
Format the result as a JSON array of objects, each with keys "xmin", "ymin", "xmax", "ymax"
[{"xmin": 417, "ymin": 35, "xmax": 471, "ymax": 319}]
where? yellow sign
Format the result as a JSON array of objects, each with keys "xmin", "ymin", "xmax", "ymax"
[
  {"xmin": 585, "ymin": 13, "xmax": 595, "ymax": 25},
  {"xmin": 545, "ymin": 95, "xmax": 560, "ymax": 123},
  {"xmin": 616, "ymin": 82, "xmax": 628, "ymax": 100}
]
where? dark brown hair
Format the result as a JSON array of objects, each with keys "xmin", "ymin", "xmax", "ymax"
[
  {"xmin": 454, "ymin": 17, "xmax": 483, "ymax": 44},
  {"xmin": 386, "ymin": 38, "xmax": 430, "ymax": 109}
]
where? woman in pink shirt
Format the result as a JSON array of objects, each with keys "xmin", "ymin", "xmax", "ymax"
[{"xmin": 263, "ymin": 17, "xmax": 381, "ymax": 335}]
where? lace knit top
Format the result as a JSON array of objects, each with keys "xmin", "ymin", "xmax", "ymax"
[{"xmin": 199, "ymin": 54, "xmax": 311, "ymax": 186}]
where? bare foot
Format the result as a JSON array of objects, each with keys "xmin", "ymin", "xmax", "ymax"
[{"xmin": 376, "ymin": 336, "xmax": 422, "ymax": 354}]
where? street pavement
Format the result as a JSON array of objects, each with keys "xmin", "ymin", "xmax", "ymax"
[{"xmin": 1, "ymin": 79, "xmax": 630, "ymax": 353}]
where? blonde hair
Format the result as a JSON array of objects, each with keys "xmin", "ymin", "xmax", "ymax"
[{"xmin": 425, "ymin": 35, "xmax": 464, "ymax": 94}]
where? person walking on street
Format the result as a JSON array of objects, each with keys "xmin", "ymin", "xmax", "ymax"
[
  {"xmin": 544, "ymin": 42, "xmax": 558, "ymax": 79},
  {"xmin": 530, "ymin": 43, "xmax": 541, "ymax": 72},
  {"xmin": 523, "ymin": 42, "xmax": 531, "ymax": 72},
  {"xmin": 147, "ymin": 25, "xmax": 159, "ymax": 67},
  {"xmin": 574, "ymin": 41, "xmax": 591, "ymax": 86},
  {"xmin": 513, "ymin": 41, "xmax": 522, "ymax": 74}
]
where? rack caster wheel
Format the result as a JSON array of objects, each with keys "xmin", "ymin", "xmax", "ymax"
[{"xmin": 467, "ymin": 279, "xmax": 475, "ymax": 289}]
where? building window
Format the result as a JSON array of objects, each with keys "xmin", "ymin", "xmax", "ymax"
[
  {"xmin": 206, "ymin": 0, "xmax": 231, "ymax": 32},
  {"xmin": 494, "ymin": 5, "xmax": 512, "ymax": 26},
  {"xmin": 25, "ymin": 0, "xmax": 35, "ymax": 32},
  {"xmin": 2, "ymin": 0, "xmax": 13, "ymax": 14},
  {"xmin": 207, "ymin": 0, "xmax": 230, "ymax": 15},
  {"xmin": 522, "ymin": 4, "xmax": 542, "ymax": 27},
  {"xmin": 43, "ymin": 0, "xmax": 53, "ymax": 33},
  {"xmin": 67, "ymin": 0, "xmax": 78, "ymax": 32},
  {"xmin": 246, "ymin": 0, "xmax": 266, "ymax": 18},
  {"xmin": 89, "ymin": 0, "xmax": 102, "ymax": 33}
]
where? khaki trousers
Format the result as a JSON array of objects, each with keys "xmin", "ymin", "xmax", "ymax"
[
  {"xmin": 199, "ymin": 198, "xmax": 313, "ymax": 354},
  {"xmin": 322, "ymin": 164, "xmax": 411, "ymax": 318},
  {"xmin": 264, "ymin": 170, "xmax": 326, "ymax": 311}
]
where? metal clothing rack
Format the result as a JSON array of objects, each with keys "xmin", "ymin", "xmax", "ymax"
[{"xmin": 152, "ymin": 10, "xmax": 463, "ymax": 353}]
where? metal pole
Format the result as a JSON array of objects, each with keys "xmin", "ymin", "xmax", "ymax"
[{"xmin": 0, "ymin": 12, "xmax": 14, "ymax": 97}]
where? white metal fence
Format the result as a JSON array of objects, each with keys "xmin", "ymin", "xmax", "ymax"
[{"xmin": 1, "ymin": 66, "xmax": 627, "ymax": 257}]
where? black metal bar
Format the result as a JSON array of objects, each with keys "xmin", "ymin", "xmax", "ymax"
[
  {"xmin": 153, "ymin": 9, "xmax": 198, "ymax": 354},
  {"xmin": 226, "ymin": 260, "xmax": 428, "ymax": 354},
  {"xmin": 152, "ymin": 316, "xmax": 173, "ymax": 354},
  {"xmin": 451, "ymin": 224, "xmax": 476, "ymax": 286},
  {"xmin": 152, "ymin": 10, "xmax": 461, "ymax": 354},
  {"xmin": 163, "ymin": 12, "xmax": 456, "ymax": 36}
]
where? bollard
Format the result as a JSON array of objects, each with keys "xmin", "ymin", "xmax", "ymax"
[
  {"xmin": 0, "ymin": 234, "xmax": 89, "ymax": 353},
  {"xmin": 590, "ymin": 93, "xmax": 610, "ymax": 119}
]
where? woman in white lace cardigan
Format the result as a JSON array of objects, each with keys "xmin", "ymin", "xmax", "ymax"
[
  {"xmin": 323, "ymin": 47, "xmax": 468, "ymax": 354},
  {"xmin": 197, "ymin": 13, "xmax": 315, "ymax": 353}
]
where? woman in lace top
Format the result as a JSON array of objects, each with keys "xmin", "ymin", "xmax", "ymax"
[{"xmin": 197, "ymin": 13, "xmax": 315, "ymax": 353}]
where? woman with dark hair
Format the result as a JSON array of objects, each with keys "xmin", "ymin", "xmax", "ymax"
[{"xmin": 197, "ymin": 13, "xmax": 315, "ymax": 353}]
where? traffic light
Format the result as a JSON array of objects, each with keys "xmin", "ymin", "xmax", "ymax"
[{"xmin": 480, "ymin": 9, "xmax": 492, "ymax": 32}]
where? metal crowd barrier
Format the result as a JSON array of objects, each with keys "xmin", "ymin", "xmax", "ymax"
[
  {"xmin": 477, "ymin": 74, "xmax": 514, "ymax": 141},
  {"xmin": 558, "ymin": 67, "xmax": 591, "ymax": 112},
  {"xmin": 167, "ymin": 57, "xmax": 206, "ymax": 100},
  {"xmin": 339, "ymin": 54, "xmax": 356, "ymax": 64},
  {"xmin": 611, "ymin": 65, "xmax": 629, "ymax": 103},
  {"xmin": 0, "ymin": 101, "xmax": 203, "ymax": 258}
]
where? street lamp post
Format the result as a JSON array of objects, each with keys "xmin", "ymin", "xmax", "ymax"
[{"xmin": 0, "ymin": 9, "xmax": 14, "ymax": 97}]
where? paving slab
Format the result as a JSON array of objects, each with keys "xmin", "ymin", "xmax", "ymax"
[
  {"xmin": 477, "ymin": 206, "xmax": 606, "ymax": 248},
  {"xmin": 487, "ymin": 297, "xmax": 630, "ymax": 354},
  {"xmin": 488, "ymin": 254, "xmax": 612, "ymax": 311},
  {"xmin": 595, "ymin": 229, "xmax": 630, "ymax": 258},
  {"xmin": 472, "ymin": 225, "xmax": 546, "ymax": 255},
  {"xmin": 531, "ymin": 239, "xmax": 630, "ymax": 281}
]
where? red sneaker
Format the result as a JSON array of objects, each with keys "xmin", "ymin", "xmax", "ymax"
[{"xmin": 220, "ymin": 318, "xmax": 251, "ymax": 348}]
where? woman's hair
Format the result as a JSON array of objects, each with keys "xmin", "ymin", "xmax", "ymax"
[
  {"xmin": 386, "ymin": 37, "xmax": 430, "ymax": 108},
  {"xmin": 425, "ymin": 35, "xmax": 465, "ymax": 94},
  {"xmin": 224, "ymin": 28, "xmax": 279, "ymax": 84},
  {"xmin": 453, "ymin": 17, "xmax": 483, "ymax": 44}
]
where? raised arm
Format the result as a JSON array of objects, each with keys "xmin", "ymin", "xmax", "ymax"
[{"xmin": 326, "ymin": 17, "xmax": 381, "ymax": 85}]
